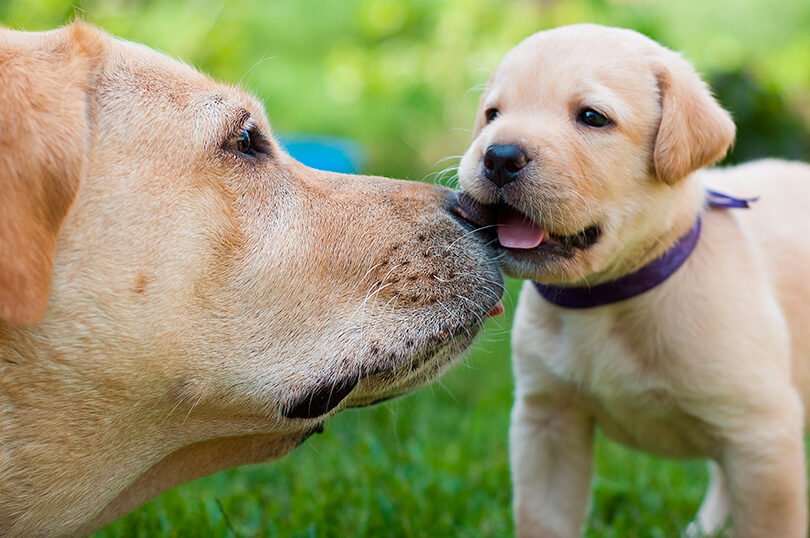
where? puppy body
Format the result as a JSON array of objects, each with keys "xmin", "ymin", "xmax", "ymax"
[
  {"xmin": 460, "ymin": 25, "xmax": 810, "ymax": 537},
  {"xmin": 0, "ymin": 24, "xmax": 502, "ymax": 536},
  {"xmin": 513, "ymin": 161, "xmax": 810, "ymax": 537}
]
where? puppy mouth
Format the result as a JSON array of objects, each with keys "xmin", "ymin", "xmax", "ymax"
[
  {"xmin": 455, "ymin": 194, "xmax": 600, "ymax": 257},
  {"xmin": 496, "ymin": 204, "xmax": 601, "ymax": 253}
]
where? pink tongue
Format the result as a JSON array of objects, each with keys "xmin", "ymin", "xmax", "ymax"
[{"xmin": 497, "ymin": 208, "xmax": 546, "ymax": 249}]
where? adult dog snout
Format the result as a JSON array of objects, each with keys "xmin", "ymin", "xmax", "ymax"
[{"xmin": 483, "ymin": 144, "xmax": 528, "ymax": 187}]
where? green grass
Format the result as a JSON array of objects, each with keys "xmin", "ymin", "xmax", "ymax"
[
  {"xmin": 93, "ymin": 278, "xmax": 717, "ymax": 537},
  {"xmin": 3, "ymin": 3, "xmax": 806, "ymax": 536}
]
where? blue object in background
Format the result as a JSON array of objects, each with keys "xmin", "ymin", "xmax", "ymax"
[{"xmin": 278, "ymin": 134, "xmax": 365, "ymax": 174}]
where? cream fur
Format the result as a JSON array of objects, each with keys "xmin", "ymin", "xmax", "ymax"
[
  {"xmin": 0, "ymin": 23, "xmax": 503, "ymax": 536},
  {"xmin": 459, "ymin": 24, "xmax": 810, "ymax": 537}
]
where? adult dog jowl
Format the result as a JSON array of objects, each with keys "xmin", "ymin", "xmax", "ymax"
[
  {"xmin": 459, "ymin": 24, "xmax": 810, "ymax": 538},
  {"xmin": 0, "ymin": 23, "xmax": 503, "ymax": 536}
]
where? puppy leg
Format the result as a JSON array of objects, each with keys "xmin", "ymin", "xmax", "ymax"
[
  {"xmin": 720, "ymin": 391, "xmax": 807, "ymax": 538},
  {"xmin": 685, "ymin": 461, "xmax": 731, "ymax": 537},
  {"xmin": 511, "ymin": 393, "xmax": 594, "ymax": 538}
]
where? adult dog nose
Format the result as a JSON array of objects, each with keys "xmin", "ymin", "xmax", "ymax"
[{"xmin": 483, "ymin": 144, "xmax": 528, "ymax": 187}]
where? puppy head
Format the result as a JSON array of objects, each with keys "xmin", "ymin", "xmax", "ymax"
[{"xmin": 458, "ymin": 24, "xmax": 735, "ymax": 284}]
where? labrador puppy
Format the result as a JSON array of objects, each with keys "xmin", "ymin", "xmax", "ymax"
[
  {"xmin": 0, "ymin": 23, "xmax": 504, "ymax": 536},
  {"xmin": 459, "ymin": 24, "xmax": 810, "ymax": 538}
]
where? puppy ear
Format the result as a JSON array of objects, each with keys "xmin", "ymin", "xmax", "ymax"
[
  {"xmin": 652, "ymin": 56, "xmax": 736, "ymax": 184},
  {"xmin": 0, "ymin": 23, "xmax": 103, "ymax": 325}
]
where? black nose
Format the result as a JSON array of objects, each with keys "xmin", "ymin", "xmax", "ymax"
[{"xmin": 483, "ymin": 144, "xmax": 528, "ymax": 187}]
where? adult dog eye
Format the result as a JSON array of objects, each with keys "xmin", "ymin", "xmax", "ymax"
[
  {"xmin": 578, "ymin": 108, "xmax": 610, "ymax": 128},
  {"xmin": 228, "ymin": 128, "xmax": 252, "ymax": 153},
  {"xmin": 485, "ymin": 108, "xmax": 500, "ymax": 124}
]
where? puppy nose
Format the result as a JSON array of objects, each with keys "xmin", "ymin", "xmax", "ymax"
[{"xmin": 483, "ymin": 144, "xmax": 528, "ymax": 187}]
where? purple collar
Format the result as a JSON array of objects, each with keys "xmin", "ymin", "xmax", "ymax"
[{"xmin": 533, "ymin": 189, "xmax": 757, "ymax": 309}]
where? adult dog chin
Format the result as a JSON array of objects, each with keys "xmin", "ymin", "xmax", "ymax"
[
  {"xmin": 281, "ymin": 298, "xmax": 503, "ymax": 420},
  {"xmin": 346, "ymin": 333, "xmax": 481, "ymax": 409}
]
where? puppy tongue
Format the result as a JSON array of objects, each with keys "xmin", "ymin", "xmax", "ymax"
[{"xmin": 497, "ymin": 207, "xmax": 545, "ymax": 249}]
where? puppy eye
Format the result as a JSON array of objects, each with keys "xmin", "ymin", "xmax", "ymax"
[
  {"xmin": 228, "ymin": 128, "xmax": 252, "ymax": 154},
  {"xmin": 484, "ymin": 108, "xmax": 500, "ymax": 124},
  {"xmin": 578, "ymin": 108, "xmax": 610, "ymax": 128}
]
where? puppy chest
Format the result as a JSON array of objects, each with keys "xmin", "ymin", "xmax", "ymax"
[
  {"xmin": 586, "ymin": 393, "xmax": 717, "ymax": 458},
  {"xmin": 520, "ymin": 312, "xmax": 667, "ymax": 392},
  {"xmin": 517, "ymin": 313, "xmax": 717, "ymax": 458}
]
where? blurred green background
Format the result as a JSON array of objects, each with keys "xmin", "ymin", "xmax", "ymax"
[
  {"xmin": 3, "ymin": 0, "xmax": 808, "ymax": 178},
  {"xmin": 3, "ymin": 0, "xmax": 809, "ymax": 536}
]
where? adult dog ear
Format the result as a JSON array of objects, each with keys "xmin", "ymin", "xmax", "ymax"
[
  {"xmin": 0, "ymin": 22, "xmax": 103, "ymax": 326},
  {"xmin": 652, "ymin": 54, "xmax": 736, "ymax": 185}
]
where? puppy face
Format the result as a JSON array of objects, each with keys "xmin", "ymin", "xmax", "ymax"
[
  {"xmin": 459, "ymin": 24, "xmax": 734, "ymax": 284},
  {"xmin": 0, "ymin": 24, "xmax": 502, "ymax": 534}
]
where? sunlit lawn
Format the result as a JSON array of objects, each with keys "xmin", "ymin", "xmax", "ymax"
[
  {"xmin": 93, "ymin": 278, "xmax": 720, "ymax": 537},
  {"xmin": 3, "ymin": 1, "xmax": 807, "ymax": 536}
]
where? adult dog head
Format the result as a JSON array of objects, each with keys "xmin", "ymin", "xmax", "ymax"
[
  {"xmin": 0, "ymin": 23, "xmax": 503, "ymax": 536},
  {"xmin": 459, "ymin": 24, "xmax": 734, "ymax": 285}
]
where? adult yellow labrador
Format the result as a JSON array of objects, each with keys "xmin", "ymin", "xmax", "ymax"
[
  {"xmin": 459, "ymin": 24, "xmax": 810, "ymax": 538},
  {"xmin": 0, "ymin": 23, "xmax": 503, "ymax": 536}
]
